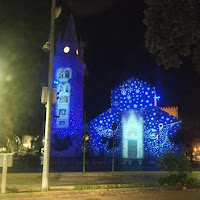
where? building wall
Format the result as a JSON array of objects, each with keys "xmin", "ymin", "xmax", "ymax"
[
  {"xmin": 22, "ymin": 135, "xmax": 33, "ymax": 148},
  {"xmin": 88, "ymin": 78, "xmax": 182, "ymax": 159},
  {"xmin": 160, "ymin": 106, "xmax": 178, "ymax": 118},
  {"xmin": 51, "ymin": 15, "xmax": 86, "ymax": 157},
  {"xmin": 51, "ymin": 55, "xmax": 85, "ymax": 157}
]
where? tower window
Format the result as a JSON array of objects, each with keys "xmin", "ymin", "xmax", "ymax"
[
  {"xmin": 59, "ymin": 109, "xmax": 66, "ymax": 115},
  {"xmin": 59, "ymin": 96, "xmax": 68, "ymax": 103}
]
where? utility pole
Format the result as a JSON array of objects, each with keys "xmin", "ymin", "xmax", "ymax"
[
  {"xmin": 112, "ymin": 122, "xmax": 117, "ymax": 173},
  {"xmin": 1, "ymin": 154, "xmax": 8, "ymax": 194},
  {"xmin": 112, "ymin": 129, "xmax": 115, "ymax": 173},
  {"xmin": 83, "ymin": 111, "xmax": 86, "ymax": 173},
  {"xmin": 42, "ymin": 0, "xmax": 56, "ymax": 192}
]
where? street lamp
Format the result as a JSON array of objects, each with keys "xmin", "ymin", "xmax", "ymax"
[
  {"xmin": 41, "ymin": 0, "xmax": 56, "ymax": 192},
  {"xmin": 112, "ymin": 122, "xmax": 117, "ymax": 173}
]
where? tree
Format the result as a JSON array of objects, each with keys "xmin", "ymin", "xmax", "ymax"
[
  {"xmin": 157, "ymin": 152, "xmax": 200, "ymax": 187},
  {"xmin": 169, "ymin": 125, "xmax": 200, "ymax": 162},
  {"xmin": 0, "ymin": 111, "xmax": 14, "ymax": 151},
  {"xmin": 0, "ymin": 1, "xmax": 50, "ymax": 149},
  {"xmin": 158, "ymin": 152, "xmax": 192, "ymax": 176},
  {"xmin": 52, "ymin": 133, "xmax": 74, "ymax": 151},
  {"xmin": 143, "ymin": 0, "xmax": 200, "ymax": 71}
]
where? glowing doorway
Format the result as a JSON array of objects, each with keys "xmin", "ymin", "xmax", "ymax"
[{"xmin": 121, "ymin": 110, "xmax": 143, "ymax": 159}]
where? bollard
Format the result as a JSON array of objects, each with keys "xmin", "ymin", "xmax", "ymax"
[{"xmin": 1, "ymin": 154, "xmax": 8, "ymax": 193}]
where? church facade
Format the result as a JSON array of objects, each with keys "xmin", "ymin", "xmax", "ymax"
[{"xmin": 87, "ymin": 78, "xmax": 182, "ymax": 159}]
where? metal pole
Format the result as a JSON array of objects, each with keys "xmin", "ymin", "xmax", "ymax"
[
  {"xmin": 42, "ymin": 0, "xmax": 56, "ymax": 192},
  {"xmin": 83, "ymin": 111, "xmax": 86, "ymax": 173},
  {"xmin": 112, "ymin": 130, "xmax": 115, "ymax": 173},
  {"xmin": 1, "ymin": 154, "xmax": 8, "ymax": 194}
]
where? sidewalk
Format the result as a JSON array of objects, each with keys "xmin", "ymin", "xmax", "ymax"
[
  {"xmin": 1, "ymin": 187, "xmax": 200, "ymax": 200},
  {"xmin": 0, "ymin": 171, "xmax": 200, "ymax": 193}
]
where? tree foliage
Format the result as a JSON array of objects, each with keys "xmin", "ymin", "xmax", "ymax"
[
  {"xmin": 158, "ymin": 152, "xmax": 192, "ymax": 175},
  {"xmin": 101, "ymin": 134, "xmax": 120, "ymax": 150},
  {"xmin": 143, "ymin": 0, "xmax": 200, "ymax": 70},
  {"xmin": 52, "ymin": 133, "xmax": 74, "ymax": 151},
  {"xmin": 0, "ymin": 1, "xmax": 50, "ymax": 148},
  {"xmin": 157, "ymin": 152, "xmax": 200, "ymax": 187},
  {"xmin": 169, "ymin": 122, "xmax": 200, "ymax": 161},
  {"xmin": 169, "ymin": 129, "xmax": 193, "ymax": 148}
]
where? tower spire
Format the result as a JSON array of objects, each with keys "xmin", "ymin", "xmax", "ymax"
[
  {"xmin": 56, "ymin": 13, "xmax": 79, "ymax": 55},
  {"xmin": 52, "ymin": 10, "xmax": 86, "ymax": 158}
]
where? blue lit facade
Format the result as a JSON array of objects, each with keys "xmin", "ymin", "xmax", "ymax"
[
  {"xmin": 88, "ymin": 78, "xmax": 182, "ymax": 159},
  {"xmin": 51, "ymin": 14, "xmax": 86, "ymax": 157}
]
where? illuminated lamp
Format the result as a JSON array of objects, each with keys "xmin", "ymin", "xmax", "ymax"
[
  {"xmin": 23, "ymin": 144, "xmax": 29, "ymax": 148},
  {"xmin": 64, "ymin": 46, "xmax": 70, "ymax": 53},
  {"xmin": 76, "ymin": 49, "xmax": 79, "ymax": 55},
  {"xmin": 85, "ymin": 135, "xmax": 89, "ymax": 141},
  {"xmin": 82, "ymin": 134, "xmax": 89, "ymax": 141}
]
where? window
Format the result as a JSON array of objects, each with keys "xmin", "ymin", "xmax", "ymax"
[
  {"xmin": 59, "ymin": 96, "xmax": 68, "ymax": 103},
  {"xmin": 59, "ymin": 109, "xmax": 66, "ymax": 115}
]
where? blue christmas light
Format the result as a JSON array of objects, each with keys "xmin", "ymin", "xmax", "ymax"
[
  {"xmin": 156, "ymin": 96, "xmax": 161, "ymax": 100},
  {"xmin": 88, "ymin": 77, "xmax": 182, "ymax": 159},
  {"xmin": 53, "ymin": 80, "xmax": 59, "ymax": 85},
  {"xmin": 50, "ymin": 14, "xmax": 86, "ymax": 157},
  {"xmin": 51, "ymin": 55, "xmax": 85, "ymax": 157}
]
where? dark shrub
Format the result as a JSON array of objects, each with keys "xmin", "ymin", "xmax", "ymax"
[{"xmin": 157, "ymin": 152, "xmax": 199, "ymax": 187}]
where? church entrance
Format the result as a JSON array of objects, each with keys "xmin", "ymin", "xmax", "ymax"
[
  {"xmin": 128, "ymin": 140, "xmax": 137, "ymax": 159},
  {"xmin": 122, "ymin": 110, "xmax": 144, "ymax": 159}
]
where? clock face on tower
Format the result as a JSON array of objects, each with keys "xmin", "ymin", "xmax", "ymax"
[{"xmin": 64, "ymin": 46, "xmax": 70, "ymax": 53}]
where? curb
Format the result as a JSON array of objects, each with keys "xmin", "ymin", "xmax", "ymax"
[{"xmin": 50, "ymin": 186, "xmax": 75, "ymax": 190}]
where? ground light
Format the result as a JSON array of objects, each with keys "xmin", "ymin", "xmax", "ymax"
[{"xmin": 83, "ymin": 112, "xmax": 86, "ymax": 173}]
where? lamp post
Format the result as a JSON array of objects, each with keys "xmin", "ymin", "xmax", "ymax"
[
  {"xmin": 112, "ymin": 122, "xmax": 117, "ymax": 173},
  {"xmin": 42, "ymin": 0, "xmax": 56, "ymax": 192},
  {"xmin": 83, "ymin": 111, "xmax": 86, "ymax": 173}
]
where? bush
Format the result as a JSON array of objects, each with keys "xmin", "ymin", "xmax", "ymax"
[
  {"xmin": 158, "ymin": 174, "xmax": 199, "ymax": 187},
  {"xmin": 158, "ymin": 152, "xmax": 192, "ymax": 177},
  {"xmin": 157, "ymin": 152, "xmax": 199, "ymax": 187}
]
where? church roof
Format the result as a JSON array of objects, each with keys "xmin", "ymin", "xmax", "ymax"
[
  {"xmin": 111, "ymin": 77, "xmax": 155, "ymax": 110},
  {"xmin": 55, "ymin": 13, "xmax": 83, "ymax": 57}
]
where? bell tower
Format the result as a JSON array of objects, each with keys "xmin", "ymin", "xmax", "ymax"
[{"xmin": 51, "ymin": 14, "xmax": 86, "ymax": 157}]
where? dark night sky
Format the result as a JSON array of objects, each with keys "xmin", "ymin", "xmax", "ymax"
[
  {"xmin": 68, "ymin": 0, "xmax": 200, "ymax": 122},
  {"xmin": 81, "ymin": 1, "xmax": 157, "ymax": 120},
  {"xmin": 0, "ymin": 0, "xmax": 200, "ymax": 133}
]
